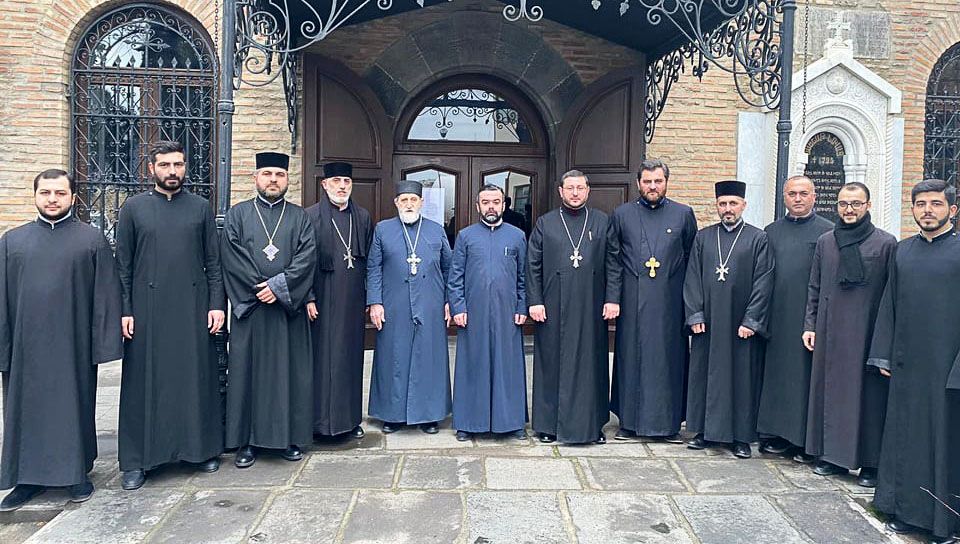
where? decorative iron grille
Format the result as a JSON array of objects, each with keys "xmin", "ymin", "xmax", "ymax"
[
  {"xmin": 71, "ymin": 4, "xmax": 217, "ymax": 242},
  {"xmin": 925, "ymin": 42, "xmax": 960, "ymax": 188},
  {"xmin": 409, "ymin": 88, "xmax": 531, "ymax": 142}
]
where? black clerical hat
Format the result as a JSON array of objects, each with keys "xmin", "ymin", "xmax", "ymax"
[
  {"xmin": 396, "ymin": 180, "xmax": 423, "ymax": 197},
  {"xmin": 715, "ymin": 180, "xmax": 747, "ymax": 199},
  {"xmin": 323, "ymin": 162, "xmax": 353, "ymax": 179},
  {"xmin": 256, "ymin": 152, "xmax": 289, "ymax": 171}
]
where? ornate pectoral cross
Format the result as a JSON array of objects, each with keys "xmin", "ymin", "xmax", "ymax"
[
  {"xmin": 715, "ymin": 264, "xmax": 730, "ymax": 282},
  {"xmin": 644, "ymin": 256, "xmax": 661, "ymax": 278},
  {"xmin": 263, "ymin": 243, "xmax": 280, "ymax": 262},
  {"xmin": 570, "ymin": 249, "xmax": 583, "ymax": 268},
  {"xmin": 407, "ymin": 253, "xmax": 422, "ymax": 275},
  {"xmin": 344, "ymin": 252, "xmax": 356, "ymax": 269}
]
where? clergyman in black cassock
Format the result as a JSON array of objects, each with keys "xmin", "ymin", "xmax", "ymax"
[
  {"xmin": 802, "ymin": 184, "xmax": 894, "ymax": 485},
  {"xmin": 0, "ymin": 170, "xmax": 121, "ymax": 511},
  {"xmin": 867, "ymin": 179, "xmax": 960, "ymax": 541},
  {"xmin": 305, "ymin": 162, "xmax": 373, "ymax": 439},
  {"xmin": 684, "ymin": 180, "xmax": 774, "ymax": 459},
  {"xmin": 115, "ymin": 142, "xmax": 226, "ymax": 490},
  {"xmin": 528, "ymin": 170, "xmax": 611, "ymax": 445},
  {"xmin": 607, "ymin": 160, "xmax": 697, "ymax": 441},
  {"xmin": 756, "ymin": 176, "xmax": 832, "ymax": 459},
  {"xmin": 222, "ymin": 152, "xmax": 317, "ymax": 468}
]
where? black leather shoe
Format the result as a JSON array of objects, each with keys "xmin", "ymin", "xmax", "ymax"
[
  {"xmin": 687, "ymin": 434, "xmax": 707, "ymax": 450},
  {"xmin": 759, "ymin": 437, "xmax": 791, "ymax": 455},
  {"xmin": 382, "ymin": 422, "xmax": 401, "ymax": 434},
  {"xmin": 614, "ymin": 428, "xmax": 636, "ymax": 441},
  {"xmin": 929, "ymin": 536, "xmax": 957, "ymax": 544},
  {"xmin": 661, "ymin": 433, "xmax": 684, "ymax": 444},
  {"xmin": 68, "ymin": 480, "xmax": 94, "ymax": 503},
  {"xmin": 885, "ymin": 518, "xmax": 917, "ymax": 534},
  {"xmin": 198, "ymin": 456, "xmax": 220, "ymax": 473},
  {"xmin": 511, "ymin": 429, "xmax": 527, "ymax": 440},
  {"xmin": 857, "ymin": 467, "xmax": 878, "ymax": 488},
  {"xmin": 538, "ymin": 433, "xmax": 557, "ymax": 444},
  {"xmin": 235, "ymin": 446, "xmax": 256, "ymax": 469},
  {"xmin": 0, "ymin": 484, "xmax": 44, "ymax": 511},
  {"xmin": 594, "ymin": 431, "xmax": 607, "ymax": 445},
  {"xmin": 813, "ymin": 460, "xmax": 847, "ymax": 476},
  {"xmin": 733, "ymin": 441, "xmax": 752, "ymax": 459},
  {"xmin": 420, "ymin": 422, "xmax": 439, "ymax": 434},
  {"xmin": 121, "ymin": 469, "xmax": 146, "ymax": 490},
  {"xmin": 281, "ymin": 445, "xmax": 303, "ymax": 462},
  {"xmin": 350, "ymin": 426, "xmax": 365, "ymax": 439},
  {"xmin": 793, "ymin": 451, "xmax": 816, "ymax": 464},
  {"xmin": 455, "ymin": 430, "xmax": 471, "ymax": 442}
]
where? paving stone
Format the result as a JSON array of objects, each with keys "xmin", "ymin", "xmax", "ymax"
[
  {"xmin": 295, "ymin": 455, "xmax": 399, "ymax": 489},
  {"xmin": 465, "ymin": 491, "xmax": 568, "ymax": 544},
  {"xmin": 308, "ymin": 431, "xmax": 385, "ymax": 454},
  {"xmin": 556, "ymin": 441, "xmax": 649, "ymax": 458},
  {"xmin": 485, "ymin": 457, "xmax": 581, "ymax": 490},
  {"xmin": 384, "ymin": 428, "xmax": 473, "ymax": 450},
  {"xmin": 645, "ymin": 441, "xmax": 735, "ymax": 458},
  {"xmin": 248, "ymin": 489, "xmax": 353, "ymax": 544},
  {"xmin": 673, "ymin": 495, "xmax": 807, "ymax": 544},
  {"xmin": 342, "ymin": 491, "xmax": 462, "ymax": 544},
  {"xmin": 191, "ymin": 454, "xmax": 301, "ymax": 488},
  {"xmin": 24, "ymin": 489, "xmax": 185, "ymax": 544},
  {"xmin": 398, "ymin": 455, "xmax": 482, "ymax": 490},
  {"xmin": 151, "ymin": 489, "xmax": 269, "ymax": 544},
  {"xmin": 675, "ymin": 459, "xmax": 788, "ymax": 493},
  {"xmin": 0, "ymin": 516, "xmax": 52, "ymax": 544},
  {"xmin": 566, "ymin": 492, "xmax": 693, "ymax": 544},
  {"xmin": 139, "ymin": 462, "xmax": 197, "ymax": 488},
  {"xmin": 775, "ymin": 461, "xmax": 843, "ymax": 491},
  {"xmin": 582, "ymin": 459, "xmax": 686, "ymax": 492},
  {"xmin": 774, "ymin": 492, "xmax": 889, "ymax": 544}
]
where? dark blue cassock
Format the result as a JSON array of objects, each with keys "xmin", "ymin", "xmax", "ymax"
[
  {"xmin": 448, "ymin": 222, "xmax": 527, "ymax": 433},
  {"xmin": 366, "ymin": 217, "xmax": 453, "ymax": 425}
]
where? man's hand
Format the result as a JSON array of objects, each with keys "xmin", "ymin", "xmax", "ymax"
[
  {"xmin": 514, "ymin": 313, "xmax": 527, "ymax": 326},
  {"xmin": 208, "ymin": 310, "xmax": 225, "ymax": 334},
  {"xmin": 879, "ymin": 368, "xmax": 891, "ymax": 378},
  {"xmin": 255, "ymin": 282, "xmax": 277, "ymax": 304},
  {"xmin": 528, "ymin": 305, "xmax": 547, "ymax": 322},
  {"xmin": 370, "ymin": 304, "xmax": 386, "ymax": 330},
  {"xmin": 306, "ymin": 302, "xmax": 318, "ymax": 321},
  {"xmin": 121, "ymin": 316, "xmax": 134, "ymax": 339},
  {"xmin": 453, "ymin": 312, "xmax": 468, "ymax": 327},
  {"xmin": 444, "ymin": 304, "xmax": 451, "ymax": 327},
  {"xmin": 802, "ymin": 331, "xmax": 816, "ymax": 352},
  {"xmin": 738, "ymin": 326, "xmax": 755, "ymax": 339},
  {"xmin": 602, "ymin": 303, "xmax": 620, "ymax": 320},
  {"xmin": 691, "ymin": 323, "xmax": 706, "ymax": 334}
]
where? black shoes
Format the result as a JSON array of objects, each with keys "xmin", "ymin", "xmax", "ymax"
[
  {"xmin": 382, "ymin": 422, "xmax": 402, "ymax": 434},
  {"xmin": 455, "ymin": 430, "xmax": 471, "ymax": 442},
  {"xmin": 0, "ymin": 484, "xmax": 45, "ymax": 511},
  {"xmin": 661, "ymin": 433, "xmax": 684, "ymax": 444},
  {"xmin": 68, "ymin": 480, "xmax": 95, "ymax": 503},
  {"xmin": 687, "ymin": 433, "xmax": 707, "ymax": 450},
  {"xmin": 282, "ymin": 445, "xmax": 303, "ymax": 462},
  {"xmin": 594, "ymin": 431, "xmax": 607, "ymax": 445},
  {"xmin": 121, "ymin": 469, "xmax": 146, "ymax": 490},
  {"xmin": 511, "ymin": 429, "xmax": 527, "ymax": 441},
  {"xmin": 857, "ymin": 467, "xmax": 878, "ymax": 488},
  {"xmin": 235, "ymin": 446, "xmax": 257, "ymax": 469},
  {"xmin": 929, "ymin": 536, "xmax": 957, "ymax": 544},
  {"xmin": 759, "ymin": 437, "xmax": 791, "ymax": 455},
  {"xmin": 538, "ymin": 433, "xmax": 557, "ymax": 444},
  {"xmin": 420, "ymin": 422, "xmax": 439, "ymax": 434},
  {"xmin": 614, "ymin": 428, "xmax": 636, "ymax": 441},
  {"xmin": 733, "ymin": 442, "xmax": 752, "ymax": 459},
  {"xmin": 793, "ymin": 452, "xmax": 816, "ymax": 464},
  {"xmin": 885, "ymin": 518, "xmax": 917, "ymax": 534},
  {"xmin": 350, "ymin": 426, "xmax": 365, "ymax": 439},
  {"xmin": 813, "ymin": 460, "xmax": 847, "ymax": 476},
  {"xmin": 197, "ymin": 456, "xmax": 221, "ymax": 473}
]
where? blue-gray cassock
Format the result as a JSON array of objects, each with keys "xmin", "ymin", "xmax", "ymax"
[
  {"xmin": 366, "ymin": 217, "xmax": 453, "ymax": 425},
  {"xmin": 448, "ymin": 222, "xmax": 527, "ymax": 433}
]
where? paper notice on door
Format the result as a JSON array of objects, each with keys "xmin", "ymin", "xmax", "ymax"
[{"xmin": 421, "ymin": 187, "xmax": 445, "ymax": 225}]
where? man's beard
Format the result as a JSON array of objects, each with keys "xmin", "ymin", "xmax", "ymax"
[
  {"xmin": 562, "ymin": 198, "xmax": 586, "ymax": 210},
  {"xmin": 399, "ymin": 210, "xmax": 420, "ymax": 224},
  {"xmin": 37, "ymin": 204, "xmax": 71, "ymax": 222},
  {"xmin": 482, "ymin": 211, "xmax": 502, "ymax": 225},
  {"xmin": 642, "ymin": 190, "xmax": 664, "ymax": 204},
  {"xmin": 918, "ymin": 213, "xmax": 952, "ymax": 233},
  {"xmin": 153, "ymin": 173, "xmax": 183, "ymax": 192},
  {"xmin": 258, "ymin": 186, "xmax": 288, "ymax": 202}
]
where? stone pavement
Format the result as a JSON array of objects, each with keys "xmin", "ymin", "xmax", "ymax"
[{"xmin": 0, "ymin": 349, "xmax": 918, "ymax": 544}]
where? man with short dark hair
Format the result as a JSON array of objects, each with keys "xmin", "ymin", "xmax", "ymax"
[
  {"xmin": 1, "ymin": 169, "xmax": 121, "ymax": 510},
  {"xmin": 868, "ymin": 179, "xmax": 960, "ymax": 543},
  {"xmin": 448, "ymin": 184, "xmax": 528, "ymax": 442},
  {"xmin": 607, "ymin": 159, "xmax": 697, "ymax": 442},
  {"xmin": 116, "ymin": 141, "xmax": 226, "ymax": 490}
]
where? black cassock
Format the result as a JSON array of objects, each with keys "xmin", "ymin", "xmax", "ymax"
[
  {"xmin": 527, "ymin": 206, "xmax": 610, "ymax": 443},
  {"xmin": 608, "ymin": 198, "xmax": 697, "ymax": 437},
  {"xmin": 1, "ymin": 217, "xmax": 121, "ymax": 488},
  {"xmin": 222, "ymin": 197, "xmax": 317, "ymax": 449},
  {"xmin": 683, "ymin": 222, "xmax": 774, "ymax": 444},
  {"xmin": 115, "ymin": 190, "xmax": 225, "ymax": 471},
  {"xmin": 756, "ymin": 213, "xmax": 832, "ymax": 447},
  {"xmin": 305, "ymin": 196, "xmax": 372, "ymax": 435},
  {"xmin": 804, "ymin": 228, "xmax": 895, "ymax": 469},
  {"xmin": 868, "ymin": 231, "xmax": 960, "ymax": 538}
]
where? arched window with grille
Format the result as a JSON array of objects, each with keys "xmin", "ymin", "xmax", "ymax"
[
  {"xmin": 925, "ymin": 42, "xmax": 960, "ymax": 187},
  {"xmin": 71, "ymin": 4, "xmax": 217, "ymax": 241}
]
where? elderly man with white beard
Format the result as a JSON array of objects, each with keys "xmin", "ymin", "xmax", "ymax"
[{"xmin": 366, "ymin": 180, "xmax": 453, "ymax": 434}]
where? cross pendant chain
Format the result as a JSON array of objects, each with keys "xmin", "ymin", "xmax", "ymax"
[
  {"xmin": 645, "ymin": 256, "xmax": 661, "ymax": 278},
  {"xmin": 570, "ymin": 249, "xmax": 583, "ymax": 268},
  {"xmin": 559, "ymin": 208, "xmax": 589, "ymax": 270},
  {"xmin": 407, "ymin": 252, "xmax": 422, "ymax": 275},
  {"xmin": 343, "ymin": 252, "xmax": 355, "ymax": 269},
  {"xmin": 716, "ymin": 223, "xmax": 745, "ymax": 283},
  {"xmin": 715, "ymin": 264, "xmax": 730, "ymax": 282}
]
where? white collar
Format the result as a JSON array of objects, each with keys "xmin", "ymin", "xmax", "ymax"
[
  {"xmin": 257, "ymin": 194, "xmax": 285, "ymax": 208},
  {"xmin": 38, "ymin": 210, "xmax": 72, "ymax": 229}
]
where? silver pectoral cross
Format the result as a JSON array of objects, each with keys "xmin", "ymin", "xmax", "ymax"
[
  {"xmin": 344, "ymin": 252, "xmax": 355, "ymax": 269},
  {"xmin": 570, "ymin": 249, "xmax": 583, "ymax": 268},
  {"xmin": 407, "ymin": 253, "xmax": 422, "ymax": 275},
  {"xmin": 263, "ymin": 243, "xmax": 279, "ymax": 262},
  {"xmin": 715, "ymin": 264, "xmax": 730, "ymax": 282}
]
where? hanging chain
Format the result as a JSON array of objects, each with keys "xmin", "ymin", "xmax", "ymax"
[
  {"xmin": 213, "ymin": 1, "xmax": 221, "ymax": 89},
  {"xmin": 801, "ymin": 0, "xmax": 810, "ymax": 136}
]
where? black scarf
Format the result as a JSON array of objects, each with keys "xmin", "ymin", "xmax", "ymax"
[{"xmin": 833, "ymin": 212, "xmax": 875, "ymax": 288}]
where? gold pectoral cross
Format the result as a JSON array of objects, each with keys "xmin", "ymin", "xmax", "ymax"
[
  {"xmin": 344, "ymin": 252, "xmax": 355, "ymax": 269},
  {"xmin": 645, "ymin": 256, "xmax": 661, "ymax": 278},
  {"xmin": 570, "ymin": 249, "xmax": 583, "ymax": 268},
  {"xmin": 407, "ymin": 253, "xmax": 422, "ymax": 275}
]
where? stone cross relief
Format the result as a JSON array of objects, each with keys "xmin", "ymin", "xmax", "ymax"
[{"xmin": 825, "ymin": 12, "xmax": 853, "ymax": 52}]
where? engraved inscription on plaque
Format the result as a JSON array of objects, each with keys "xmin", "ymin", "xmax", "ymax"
[
  {"xmin": 797, "ymin": 8, "xmax": 891, "ymax": 59},
  {"xmin": 804, "ymin": 132, "xmax": 847, "ymax": 223}
]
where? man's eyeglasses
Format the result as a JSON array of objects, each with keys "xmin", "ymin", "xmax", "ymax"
[{"xmin": 837, "ymin": 201, "xmax": 866, "ymax": 210}]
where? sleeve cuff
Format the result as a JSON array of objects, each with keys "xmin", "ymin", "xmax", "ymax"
[
  {"xmin": 741, "ymin": 316, "xmax": 764, "ymax": 335},
  {"xmin": 266, "ymin": 273, "xmax": 293, "ymax": 310},
  {"xmin": 866, "ymin": 357, "xmax": 891, "ymax": 371},
  {"xmin": 685, "ymin": 312, "xmax": 705, "ymax": 327}
]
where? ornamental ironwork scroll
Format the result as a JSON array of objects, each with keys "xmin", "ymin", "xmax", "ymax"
[
  {"xmin": 71, "ymin": 4, "xmax": 217, "ymax": 243},
  {"xmin": 924, "ymin": 41, "xmax": 960, "ymax": 188}
]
